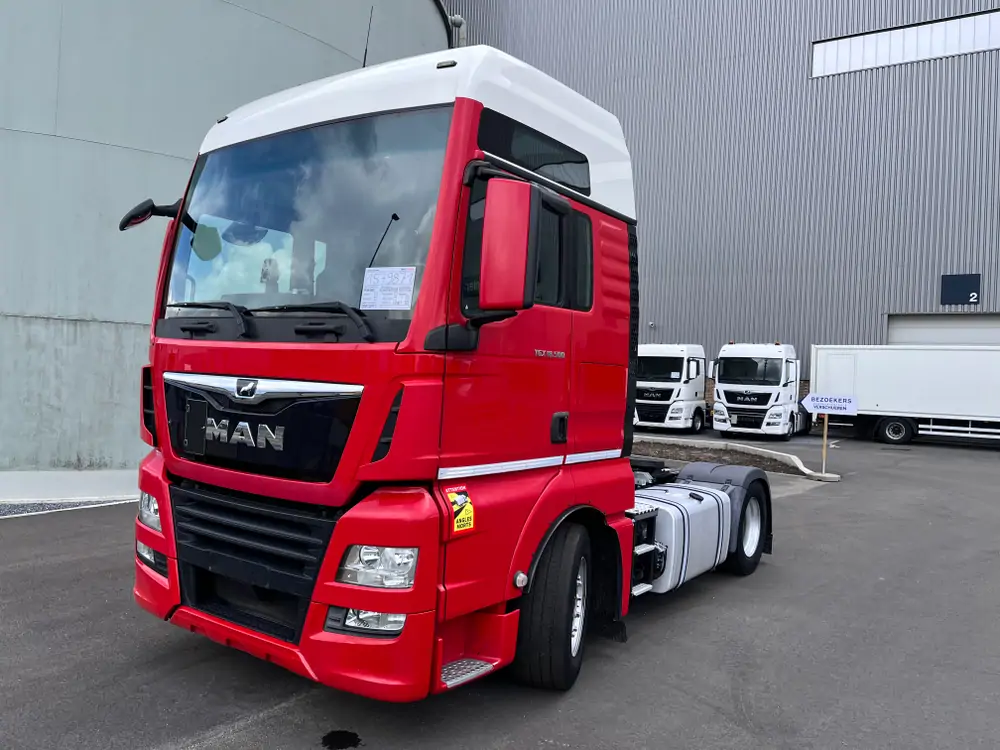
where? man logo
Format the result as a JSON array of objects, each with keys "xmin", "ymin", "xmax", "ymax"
[
  {"xmin": 205, "ymin": 418, "xmax": 285, "ymax": 451},
  {"xmin": 235, "ymin": 379, "xmax": 258, "ymax": 399}
]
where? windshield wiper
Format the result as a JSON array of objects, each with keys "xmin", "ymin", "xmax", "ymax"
[
  {"xmin": 250, "ymin": 302, "xmax": 376, "ymax": 343},
  {"xmin": 166, "ymin": 301, "xmax": 252, "ymax": 338}
]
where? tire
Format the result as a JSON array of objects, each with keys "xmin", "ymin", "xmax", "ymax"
[
  {"xmin": 780, "ymin": 414, "xmax": 794, "ymax": 442},
  {"xmin": 722, "ymin": 483, "xmax": 767, "ymax": 576},
  {"xmin": 691, "ymin": 409, "xmax": 705, "ymax": 434},
  {"xmin": 511, "ymin": 523, "xmax": 591, "ymax": 691},
  {"xmin": 877, "ymin": 417, "xmax": 914, "ymax": 445}
]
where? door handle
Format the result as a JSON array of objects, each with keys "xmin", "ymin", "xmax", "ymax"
[{"xmin": 551, "ymin": 412, "xmax": 569, "ymax": 445}]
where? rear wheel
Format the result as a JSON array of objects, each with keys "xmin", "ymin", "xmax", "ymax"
[
  {"xmin": 511, "ymin": 524, "xmax": 591, "ymax": 691},
  {"xmin": 722, "ymin": 483, "xmax": 767, "ymax": 576},
  {"xmin": 877, "ymin": 417, "xmax": 914, "ymax": 445}
]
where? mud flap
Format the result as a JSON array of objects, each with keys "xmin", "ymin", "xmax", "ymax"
[{"xmin": 675, "ymin": 462, "xmax": 772, "ymax": 556}]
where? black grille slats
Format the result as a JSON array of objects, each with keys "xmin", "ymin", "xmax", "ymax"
[
  {"xmin": 142, "ymin": 367, "xmax": 157, "ymax": 446},
  {"xmin": 636, "ymin": 404, "xmax": 669, "ymax": 423},
  {"xmin": 727, "ymin": 407, "xmax": 767, "ymax": 429},
  {"xmin": 171, "ymin": 483, "xmax": 337, "ymax": 599}
]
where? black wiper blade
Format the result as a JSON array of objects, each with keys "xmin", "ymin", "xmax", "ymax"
[
  {"xmin": 250, "ymin": 302, "xmax": 376, "ymax": 342},
  {"xmin": 166, "ymin": 301, "xmax": 251, "ymax": 338}
]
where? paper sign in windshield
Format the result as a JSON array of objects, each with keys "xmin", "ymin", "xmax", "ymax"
[{"xmin": 360, "ymin": 266, "xmax": 416, "ymax": 311}]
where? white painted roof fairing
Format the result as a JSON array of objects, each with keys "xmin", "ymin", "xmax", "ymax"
[
  {"xmin": 638, "ymin": 344, "xmax": 706, "ymax": 358},
  {"xmin": 718, "ymin": 343, "xmax": 798, "ymax": 360},
  {"xmin": 199, "ymin": 45, "xmax": 635, "ymax": 221}
]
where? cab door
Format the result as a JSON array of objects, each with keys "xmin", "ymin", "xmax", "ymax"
[{"xmin": 437, "ymin": 175, "xmax": 576, "ymax": 619}]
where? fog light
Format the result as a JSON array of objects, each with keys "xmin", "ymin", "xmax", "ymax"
[
  {"xmin": 325, "ymin": 606, "xmax": 406, "ymax": 635},
  {"xmin": 136, "ymin": 540, "xmax": 168, "ymax": 576},
  {"xmin": 138, "ymin": 492, "xmax": 161, "ymax": 532},
  {"xmin": 137, "ymin": 540, "xmax": 156, "ymax": 565}
]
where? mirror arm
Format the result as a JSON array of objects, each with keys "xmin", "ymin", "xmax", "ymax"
[
  {"xmin": 467, "ymin": 310, "xmax": 517, "ymax": 329},
  {"xmin": 462, "ymin": 160, "xmax": 518, "ymax": 187}
]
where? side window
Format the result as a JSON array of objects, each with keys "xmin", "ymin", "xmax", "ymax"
[
  {"xmin": 460, "ymin": 178, "xmax": 488, "ymax": 316},
  {"xmin": 478, "ymin": 109, "xmax": 591, "ymax": 195},
  {"xmin": 534, "ymin": 205, "xmax": 562, "ymax": 306}
]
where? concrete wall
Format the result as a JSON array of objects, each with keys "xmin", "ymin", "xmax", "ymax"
[
  {"xmin": 0, "ymin": 0, "xmax": 449, "ymax": 469},
  {"xmin": 447, "ymin": 0, "xmax": 1000, "ymax": 369}
]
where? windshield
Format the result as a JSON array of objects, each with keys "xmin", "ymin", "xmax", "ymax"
[
  {"xmin": 717, "ymin": 357, "xmax": 783, "ymax": 385},
  {"xmin": 163, "ymin": 105, "xmax": 453, "ymax": 341},
  {"xmin": 636, "ymin": 357, "xmax": 684, "ymax": 382}
]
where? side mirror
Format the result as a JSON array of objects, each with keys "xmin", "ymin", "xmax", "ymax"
[
  {"xmin": 119, "ymin": 198, "xmax": 181, "ymax": 232},
  {"xmin": 479, "ymin": 178, "xmax": 536, "ymax": 312}
]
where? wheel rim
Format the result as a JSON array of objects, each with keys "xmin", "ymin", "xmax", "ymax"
[
  {"xmin": 570, "ymin": 557, "xmax": 588, "ymax": 657},
  {"xmin": 694, "ymin": 414, "xmax": 702, "ymax": 430},
  {"xmin": 742, "ymin": 497, "xmax": 762, "ymax": 557},
  {"xmin": 886, "ymin": 421, "xmax": 906, "ymax": 441}
]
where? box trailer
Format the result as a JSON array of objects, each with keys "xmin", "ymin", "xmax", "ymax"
[{"xmin": 810, "ymin": 345, "xmax": 1000, "ymax": 445}]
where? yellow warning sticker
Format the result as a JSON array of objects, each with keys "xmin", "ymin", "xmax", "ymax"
[{"xmin": 446, "ymin": 485, "xmax": 475, "ymax": 533}]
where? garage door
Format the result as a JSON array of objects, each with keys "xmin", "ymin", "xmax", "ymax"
[{"xmin": 887, "ymin": 314, "xmax": 1000, "ymax": 345}]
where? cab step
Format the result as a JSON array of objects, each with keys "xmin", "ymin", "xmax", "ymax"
[
  {"xmin": 631, "ymin": 583, "xmax": 653, "ymax": 597},
  {"xmin": 441, "ymin": 658, "xmax": 494, "ymax": 689},
  {"xmin": 634, "ymin": 543, "xmax": 657, "ymax": 556}
]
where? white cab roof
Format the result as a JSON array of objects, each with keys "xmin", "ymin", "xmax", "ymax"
[
  {"xmin": 638, "ymin": 344, "xmax": 706, "ymax": 358},
  {"xmin": 199, "ymin": 45, "xmax": 635, "ymax": 221},
  {"xmin": 717, "ymin": 343, "xmax": 797, "ymax": 359}
]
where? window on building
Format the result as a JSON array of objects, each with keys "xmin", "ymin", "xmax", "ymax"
[
  {"xmin": 478, "ymin": 109, "xmax": 591, "ymax": 195},
  {"xmin": 461, "ymin": 178, "xmax": 593, "ymax": 315},
  {"xmin": 812, "ymin": 10, "xmax": 1000, "ymax": 77}
]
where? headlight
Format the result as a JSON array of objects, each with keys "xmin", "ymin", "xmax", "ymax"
[
  {"xmin": 337, "ymin": 545, "xmax": 418, "ymax": 589},
  {"xmin": 138, "ymin": 492, "xmax": 161, "ymax": 531},
  {"xmin": 669, "ymin": 405, "xmax": 683, "ymax": 414},
  {"xmin": 714, "ymin": 405, "xmax": 726, "ymax": 416}
]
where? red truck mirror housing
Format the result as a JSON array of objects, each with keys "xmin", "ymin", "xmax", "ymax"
[{"xmin": 479, "ymin": 178, "xmax": 536, "ymax": 311}]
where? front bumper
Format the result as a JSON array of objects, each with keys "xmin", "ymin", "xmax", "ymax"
[
  {"xmin": 713, "ymin": 408, "xmax": 787, "ymax": 435},
  {"xmin": 133, "ymin": 451, "xmax": 443, "ymax": 703}
]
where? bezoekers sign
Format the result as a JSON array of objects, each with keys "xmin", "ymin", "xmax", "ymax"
[{"xmin": 802, "ymin": 393, "xmax": 858, "ymax": 416}]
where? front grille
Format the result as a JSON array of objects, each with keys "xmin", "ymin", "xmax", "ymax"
[
  {"xmin": 171, "ymin": 480, "xmax": 339, "ymax": 642},
  {"xmin": 636, "ymin": 387, "xmax": 674, "ymax": 402},
  {"xmin": 727, "ymin": 407, "xmax": 767, "ymax": 429},
  {"xmin": 636, "ymin": 404, "xmax": 669, "ymax": 423},
  {"xmin": 723, "ymin": 390, "xmax": 772, "ymax": 407},
  {"xmin": 164, "ymin": 382, "xmax": 361, "ymax": 483}
]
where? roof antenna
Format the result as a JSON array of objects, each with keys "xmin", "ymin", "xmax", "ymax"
[{"xmin": 362, "ymin": 5, "xmax": 374, "ymax": 67}]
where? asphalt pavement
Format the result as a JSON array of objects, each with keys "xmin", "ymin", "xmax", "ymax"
[{"xmin": 2, "ymin": 441, "xmax": 999, "ymax": 749}]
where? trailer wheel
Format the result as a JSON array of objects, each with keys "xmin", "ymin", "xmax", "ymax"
[
  {"xmin": 722, "ymin": 483, "xmax": 767, "ymax": 576},
  {"xmin": 511, "ymin": 523, "xmax": 591, "ymax": 691},
  {"xmin": 877, "ymin": 417, "xmax": 914, "ymax": 445}
]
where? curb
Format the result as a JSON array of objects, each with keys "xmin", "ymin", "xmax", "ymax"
[
  {"xmin": 0, "ymin": 493, "xmax": 139, "ymax": 505},
  {"xmin": 633, "ymin": 435, "xmax": 841, "ymax": 482}
]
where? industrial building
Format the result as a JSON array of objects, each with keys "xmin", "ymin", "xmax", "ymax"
[
  {"xmin": 4, "ymin": 0, "xmax": 999, "ymax": 469},
  {"xmin": 449, "ymin": 0, "xmax": 1000, "ymax": 370},
  {"xmin": 0, "ymin": 0, "xmax": 450, "ymax": 469}
]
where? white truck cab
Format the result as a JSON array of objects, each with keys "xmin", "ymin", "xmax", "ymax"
[
  {"xmin": 712, "ymin": 342, "xmax": 808, "ymax": 440},
  {"xmin": 633, "ymin": 344, "xmax": 708, "ymax": 432}
]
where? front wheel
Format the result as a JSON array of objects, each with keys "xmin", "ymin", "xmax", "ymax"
[
  {"xmin": 511, "ymin": 523, "xmax": 591, "ymax": 691},
  {"xmin": 722, "ymin": 484, "xmax": 767, "ymax": 576},
  {"xmin": 691, "ymin": 409, "xmax": 705, "ymax": 434},
  {"xmin": 877, "ymin": 417, "xmax": 914, "ymax": 445}
]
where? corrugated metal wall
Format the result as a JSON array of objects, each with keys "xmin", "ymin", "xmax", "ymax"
[
  {"xmin": 0, "ymin": 0, "xmax": 449, "ymax": 470},
  {"xmin": 447, "ymin": 0, "xmax": 1000, "ymax": 368}
]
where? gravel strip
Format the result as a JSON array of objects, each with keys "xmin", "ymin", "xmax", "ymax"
[{"xmin": 633, "ymin": 440, "xmax": 799, "ymax": 476}]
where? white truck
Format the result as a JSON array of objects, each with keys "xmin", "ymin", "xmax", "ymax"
[
  {"xmin": 810, "ymin": 344, "xmax": 1000, "ymax": 445},
  {"xmin": 712, "ymin": 342, "xmax": 809, "ymax": 440},
  {"xmin": 633, "ymin": 344, "xmax": 708, "ymax": 432}
]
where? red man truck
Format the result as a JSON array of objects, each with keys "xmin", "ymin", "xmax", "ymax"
[{"xmin": 122, "ymin": 45, "xmax": 773, "ymax": 703}]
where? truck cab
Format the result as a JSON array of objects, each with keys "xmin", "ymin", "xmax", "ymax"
[
  {"xmin": 633, "ymin": 344, "xmax": 707, "ymax": 432},
  {"xmin": 712, "ymin": 343, "xmax": 807, "ymax": 439},
  {"xmin": 122, "ymin": 45, "xmax": 772, "ymax": 704}
]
